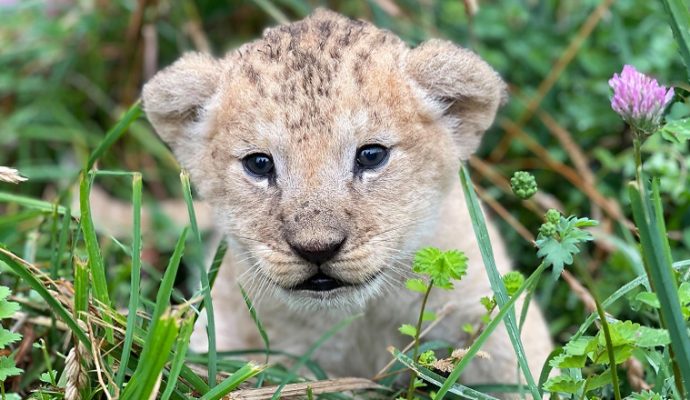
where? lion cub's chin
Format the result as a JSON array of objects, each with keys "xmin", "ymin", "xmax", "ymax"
[{"xmin": 272, "ymin": 274, "xmax": 386, "ymax": 313}]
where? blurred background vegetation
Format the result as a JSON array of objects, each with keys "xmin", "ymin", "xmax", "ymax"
[{"xmin": 1, "ymin": 0, "xmax": 689, "ymax": 373}]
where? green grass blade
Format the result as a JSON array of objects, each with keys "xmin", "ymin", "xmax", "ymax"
[
  {"xmin": 180, "ymin": 170, "xmax": 217, "ymax": 386},
  {"xmin": 459, "ymin": 166, "xmax": 542, "ymax": 400},
  {"xmin": 0, "ymin": 248, "xmax": 91, "ymax": 350},
  {"xmin": 86, "ymin": 101, "xmax": 142, "ymax": 170},
  {"xmin": 270, "ymin": 314, "xmax": 361, "ymax": 400},
  {"xmin": 120, "ymin": 312, "xmax": 180, "ymax": 400},
  {"xmin": 239, "ymin": 285, "xmax": 270, "ymax": 364},
  {"xmin": 199, "ymin": 362, "xmax": 266, "ymax": 400},
  {"xmin": 434, "ymin": 261, "xmax": 549, "ymax": 400},
  {"xmin": 207, "ymin": 239, "xmax": 228, "ymax": 290},
  {"xmin": 161, "ymin": 314, "xmax": 195, "ymax": 400},
  {"xmin": 180, "ymin": 170, "xmax": 201, "ymax": 243},
  {"xmin": 0, "ymin": 192, "xmax": 70, "ymax": 215},
  {"xmin": 151, "ymin": 227, "xmax": 189, "ymax": 325},
  {"xmin": 659, "ymin": 0, "xmax": 690, "ymax": 77},
  {"xmin": 629, "ymin": 181, "xmax": 690, "ymax": 393},
  {"xmin": 390, "ymin": 348, "xmax": 500, "ymax": 400},
  {"xmin": 51, "ymin": 208, "xmax": 72, "ymax": 279},
  {"xmin": 73, "ymin": 258, "xmax": 89, "ymax": 320},
  {"xmin": 78, "ymin": 171, "xmax": 113, "ymax": 343},
  {"xmin": 116, "ymin": 173, "xmax": 143, "ymax": 389}
]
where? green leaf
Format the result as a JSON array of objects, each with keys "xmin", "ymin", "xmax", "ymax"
[
  {"xmin": 39, "ymin": 370, "xmax": 58, "ymax": 384},
  {"xmin": 679, "ymin": 282, "xmax": 690, "ymax": 304},
  {"xmin": 536, "ymin": 215, "xmax": 596, "ymax": 278},
  {"xmin": 412, "ymin": 247, "xmax": 468, "ymax": 290},
  {"xmin": 549, "ymin": 352, "xmax": 587, "ymax": 369},
  {"xmin": 543, "ymin": 375, "xmax": 585, "ymax": 394},
  {"xmin": 405, "ymin": 278, "xmax": 428, "ymax": 293},
  {"xmin": 0, "ymin": 329, "xmax": 21, "ymax": 348},
  {"xmin": 0, "ymin": 356, "xmax": 23, "ymax": 381},
  {"xmin": 659, "ymin": 118, "xmax": 690, "ymax": 143},
  {"xmin": 601, "ymin": 321, "xmax": 670, "ymax": 348},
  {"xmin": 586, "ymin": 368, "xmax": 613, "ymax": 391},
  {"xmin": 0, "ymin": 287, "xmax": 10, "ymax": 302},
  {"xmin": 593, "ymin": 344, "xmax": 634, "ymax": 365},
  {"xmin": 635, "ymin": 292, "xmax": 660, "ymax": 308},
  {"xmin": 399, "ymin": 324, "xmax": 417, "ymax": 337},
  {"xmin": 625, "ymin": 390, "xmax": 664, "ymax": 400},
  {"xmin": 0, "ymin": 299, "xmax": 19, "ymax": 319},
  {"xmin": 564, "ymin": 336, "xmax": 595, "ymax": 356}
]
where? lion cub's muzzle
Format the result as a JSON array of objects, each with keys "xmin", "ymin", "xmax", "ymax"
[{"xmin": 287, "ymin": 234, "xmax": 348, "ymax": 292}]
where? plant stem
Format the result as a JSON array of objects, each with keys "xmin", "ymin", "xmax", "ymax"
[
  {"xmin": 573, "ymin": 262, "xmax": 622, "ymax": 400},
  {"xmin": 632, "ymin": 135, "xmax": 643, "ymax": 184},
  {"xmin": 406, "ymin": 281, "xmax": 434, "ymax": 400}
]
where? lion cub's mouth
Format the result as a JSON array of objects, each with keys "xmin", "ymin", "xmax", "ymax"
[{"xmin": 290, "ymin": 272, "xmax": 352, "ymax": 292}]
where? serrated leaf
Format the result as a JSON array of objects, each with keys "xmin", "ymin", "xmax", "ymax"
[
  {"xmin": 413, "ymin": 248, "xmax": 443, "ymax": 274},
  {"xmin": 543, "ymin": 375, "xmax": 585, "ymax": 394},
  {"xmin": 593, "ymin": 344, "xmax": 634, "ymax": 365},
  {"xmin": 600, "ymin": 321, "xmax": 638, "ymax": 347},
  {"xmin": 0, "ymin": 328, "xmax": 22, "ymax": 348},
  {"xmin": 549, "ymin": 352, "xmax": 587, "ymax": 368},
  {"xmin": 601, "ymin": 321, "xmax": 670, "ymax": 348},
  {"xmin": 398, "ymin": 324, "xmax": 417, "ymax": 337},
  {"xmin": 633, "ymin": 326, "xmax": 671, "ymax": 347},
  {"xmin": 0, "ymin": 287, "xmax": 10, "ymax": 302},
  {"xmin": 536, "ymin": 216, "xmax": 596, "ymax": 278},
  {"xmin": 635, "ymin": 292, "xmax": 660, "ymax": 308},
  {"xmin": 625, "ymin": 390, "xmax": 663, "ymax": 400},
  {"xmin": 412, "ymin": 247, "xmax": 468, "ymax": 290},
  {"xmin": 405, "ymin": 278, "xmax": 428, "ymax": 293},
  {"xmin": 0, "ymin": 356, "xmax": 23, "ymax": 381},
  {"xmin": 0, "ymin": 299, "xmax": 19, "ymax": 319},
  {"xmin": 564, "ymin": 336, "xmax": 595, "ymax": 356},
  {"xmin": 587, "ymin": 368, "xmax": 613, "ymax": 391}
]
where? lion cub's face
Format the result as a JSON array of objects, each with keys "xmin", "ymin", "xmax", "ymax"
[{"xmin": 143, "ymin": 10, "xmax": 505, "ymax": 311}]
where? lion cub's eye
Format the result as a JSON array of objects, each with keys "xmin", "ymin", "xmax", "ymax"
[
  {"xmin": 355, "ymin": 145, "xmax": 389, "ymax": 170},
  {"xmin": 243, "ymin": 153, "xmax": 275, "ymax": 178}
]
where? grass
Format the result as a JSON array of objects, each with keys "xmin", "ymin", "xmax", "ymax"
[{"xmin": 1, "ymin": 1, "xmax": 690, "ymax": 399}]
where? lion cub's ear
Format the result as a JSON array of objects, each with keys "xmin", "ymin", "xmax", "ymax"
[
  {"xmin": 406, "ymin": 39, "xmax": 507, "ymax": 159},
  {"xmin": 142, "ymin": 52, "xmax": 223, "ymax": 149}
]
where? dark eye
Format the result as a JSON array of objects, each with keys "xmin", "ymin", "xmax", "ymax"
[
  {"xmin": 243, "ymin": 153, "xmax": 275, "ymax": 178},
  {"xmin": 355, "ymin": 145, "xmax": 389, "ymax": 170}
]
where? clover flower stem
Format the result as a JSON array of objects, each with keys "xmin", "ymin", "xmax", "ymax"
[
  {"xmin": 406, "ymin": 280, "xmax": 434, "ymax": 400},
  {"xmin": 632, "ymin": 135, "xmax": 643, "ymax": 186}
]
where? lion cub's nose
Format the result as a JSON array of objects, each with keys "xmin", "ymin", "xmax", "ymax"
[{"xmin": 289, "ymin": 237, "xmax": 346, "ymax": 265}]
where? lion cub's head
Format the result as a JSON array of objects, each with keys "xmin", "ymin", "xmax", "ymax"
[{"xmin": 143, "ymin": 9, "xmax": 505, "ymax": 311}]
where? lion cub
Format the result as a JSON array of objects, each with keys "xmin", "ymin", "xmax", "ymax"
[{"xmin": 143, "ymin": 9, "xmax": 551, "ymax": 386}]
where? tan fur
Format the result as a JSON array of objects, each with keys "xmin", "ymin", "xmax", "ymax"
[{"xmin": 143, "ymin": 9, "xmax": 551, "ymax": 388}]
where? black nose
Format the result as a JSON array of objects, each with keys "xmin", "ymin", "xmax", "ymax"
[{"xmin": 289, "ymin": 237, "xmax": 346, "ymax": 265}]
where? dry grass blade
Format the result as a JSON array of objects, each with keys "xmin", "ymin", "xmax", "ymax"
[{"xmin": 225, "ymin": 378, "xmax": 384, "ymax": 400}]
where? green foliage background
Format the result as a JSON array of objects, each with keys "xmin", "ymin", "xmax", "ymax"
[{"xmin": 1, "ymin": 0, "xmax": 689, "ymax": 397}]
